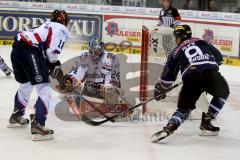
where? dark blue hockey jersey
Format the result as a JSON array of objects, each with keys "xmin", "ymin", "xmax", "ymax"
[{"xmin": 161, "ymin": 38, "xmax": 223, "ymax": 86}]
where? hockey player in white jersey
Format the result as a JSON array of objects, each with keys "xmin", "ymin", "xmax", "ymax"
[
  {"xmin": 59, "ymin": 37, "xmax": 121, "ymax": 108},
  {"xmin": 8, "ymin": 10, "xmax": 69, "ymax": 141}
]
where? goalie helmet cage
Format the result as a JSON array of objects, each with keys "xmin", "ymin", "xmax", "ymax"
[{"xmin": 139, "ymin": 25, "xmax": 208, "ymax": 119}]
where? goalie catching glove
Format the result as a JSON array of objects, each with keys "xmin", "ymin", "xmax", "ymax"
[
  {"xmin": 55, "ymin": 74, "xmax": 82, "ymax": 93},
  {"xmin": 154, "ymin": 82, "xmax": 167, "ymax": 101}
]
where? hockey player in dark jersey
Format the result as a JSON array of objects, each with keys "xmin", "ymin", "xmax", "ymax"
[
  {"xmin": 151, "ymin": 25, "xmax": 230, "ymax": 142},
  {"xmin": 158, "ymin": 0, "xmax": 182, "ymax": 27}
]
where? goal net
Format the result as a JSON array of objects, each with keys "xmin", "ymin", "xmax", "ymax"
[{"xmin": 140, "ymin": 26, "xmax": 208, "ymax": 120}]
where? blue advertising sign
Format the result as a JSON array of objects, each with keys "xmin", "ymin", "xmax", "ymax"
[{"xmin": 0, "ymin": 10, "xmax": 103, "ymax": 47}]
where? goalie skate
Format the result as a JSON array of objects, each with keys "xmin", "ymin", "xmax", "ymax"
[
  {"xmin": 7, "ymin": 112, "xmax": 29, "ymax": 128},
  {"xmin": 30, "ymin": 114, "xmax": 54, "ymax": 141}
]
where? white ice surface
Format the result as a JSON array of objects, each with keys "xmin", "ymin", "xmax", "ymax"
[{"xmin": 0, "ymin": 45, "xmax": 240, "ymax": 160}]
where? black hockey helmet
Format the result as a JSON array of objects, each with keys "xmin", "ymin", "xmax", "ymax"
[
  {"xmin": 51, "ymin": 10, "xmax": 69, "ymax": 27},
  {"xmin": 173, "ymin": 25, "xmax": 192, "ymax": 41}
]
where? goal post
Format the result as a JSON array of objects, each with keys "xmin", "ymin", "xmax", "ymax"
[
  {"xmin": 140, "ymin": 25, "xmax": 208, "ymax": 119},
  {"xmin": 140, "ymin": 25, "xmax": 149, "ymax": 113},
  {"xmin": 140, "ymin": 25, "xmax": 177, "ymax": 114}
]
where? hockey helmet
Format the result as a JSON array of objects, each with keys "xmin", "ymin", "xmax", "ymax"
[
  {"xmin": 88, "ymin": 37, "xmax": 104, "ymax": 61},
  {"xmin": 173, "ymin": 25, "xmax": 192, "ymax": 41},
  {"xmin": 51, "ymin": 10, "xmax": 69, "ymax": 27}
]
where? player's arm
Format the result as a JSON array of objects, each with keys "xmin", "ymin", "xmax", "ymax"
[
  {"xmin": 104, "ymin": 55, "xmax": 121, "ymax": 88},
  {"xmin": 158, "ymin": 10, "xmax": 163, "ymax": 26},
  {"xmin": 102, "ymin": 55, "xmax": 123, "ymax": 104},
  {"xmin": 155, "ymin": 51, "xmax": 180, "ymax": 100},
  {"xmin": 59, "ymin": 57, "xmax": 88, "ymax": 93},
  {"xmin": 45, "ymin": 25, "xmax": 69, "ymax": 79},
  {"xmin": 161, "ymin": 51, "xmax": 180, "ymax": 86}
]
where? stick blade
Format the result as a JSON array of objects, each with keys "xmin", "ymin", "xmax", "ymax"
[{"xmin": 81, "ymin": 115, "xmax": 108, "ymax": 126}]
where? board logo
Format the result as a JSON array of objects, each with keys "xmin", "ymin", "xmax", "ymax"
[
  {"xmin": 105, "ymin": 21, "xmax": 119, "ymax": 37},
  {"xmin": 35, "ymin": 75, "xmax": 42, "ymax": 83},
  {"xmin": 202, "ymin": 29, "xmax": 214, "ymax": 43}
]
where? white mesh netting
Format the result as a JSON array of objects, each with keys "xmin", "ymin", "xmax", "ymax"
[{"xmin": 140, "ymin": 26, "xmax": 208, "ymax": 119}]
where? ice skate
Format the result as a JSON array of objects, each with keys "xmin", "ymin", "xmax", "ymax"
[
  {"xmin": 7, "ymin": 112, "xmax": 29, "ymax": 128},
  {"xmin": 2, "ymin": 66, "xmax": 11, "ymax": 77},
  {"xmin": 30, "ymin": 114, "xmax": 54, "ymax": 141},
  {"xmin": 151, "ymin": 123, "xmax": 178, "ymax": 142},
  {"xmin": 199, "ymin": 112, "xmax": 220, "ymax": 136},
  {"xmin": 0, "ymin": 58, "xmax": 12, "ymax": 77}
]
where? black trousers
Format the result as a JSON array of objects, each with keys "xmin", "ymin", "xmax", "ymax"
[
  {"xmin": 11, "ymin": 41, "xmax": 48, "ymax": 85},
  {"xmin": 178, "ymin": 69, "xmax": 230, "ymax": 110}
]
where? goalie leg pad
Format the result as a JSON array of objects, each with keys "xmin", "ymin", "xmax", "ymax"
[{"xmin": 103, "ymin": 87, "xmax": 124, "ymax": 104}]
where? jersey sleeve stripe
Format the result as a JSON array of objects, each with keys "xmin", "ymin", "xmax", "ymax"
[
  {"xmin": 20, "ymin": 33, "xmax": 33, "ymax": 46},
  {"xmin": 34, "ymin": 33, "xmax": 43, "ymax": 43},
  {"xmin": 46, "ymin": 27, "xmax": 53, "ymax": 49}
]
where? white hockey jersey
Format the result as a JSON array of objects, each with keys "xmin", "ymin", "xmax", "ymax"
[
  {"xmin": 17, "ymin": 21, "xmax": 69, "ymax": 63},
  {"xmin": 69, "ymin": 51, "xmax": 120, "ymax": 87}
]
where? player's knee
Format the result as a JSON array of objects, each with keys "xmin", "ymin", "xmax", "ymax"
[
  {"xmin": 35, "ymin": 83, "xmax": 52, "ymax": 102},
  {"xmin": 18, "ymin": 82, "xmax": 33, "ymax": 99}
]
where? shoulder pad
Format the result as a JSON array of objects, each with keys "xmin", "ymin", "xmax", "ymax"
[{"xmin": 78, "ymin": 52, "xmax": 89, "ymax": 62}]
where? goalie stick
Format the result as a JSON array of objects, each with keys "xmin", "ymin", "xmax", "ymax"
[
  {"xmin": 81, "ymin": 82, "xmax": 183, "ymax": 126},
  {"xmin": 73, "ymin": 91, "xmax": 116, "ymax": 123}
]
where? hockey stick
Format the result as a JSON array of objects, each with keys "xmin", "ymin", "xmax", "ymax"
[
  {"xmin": 63, "ymin": 90, "xmax": 115, "ymax": 123},
  {"xmin": 82, "ymin": 81, "xmax": 183, "ymax": 126},
  {"xmin": 73, "ymin": 91, "xmax": 115, "ymax": 123},
  {"xmin": 53, "ymin": 73, "xmax": 115, "ymax": 123},
  {"xmin": 65, "ymin": 94, "xmax": 82, "ymax": 120}
]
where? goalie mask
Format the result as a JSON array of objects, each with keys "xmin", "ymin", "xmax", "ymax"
[
  {"xmin": 173, "ymin": 25, "xmax": 192, "ymax": 43},
  {"xmin": 88, "ymin": 37, "xmax": 104, "ymax": 61}
]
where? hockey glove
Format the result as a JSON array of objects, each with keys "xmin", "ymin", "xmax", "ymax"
[
  {"xmin": 47, "ymin": 60, "xmax": 62, "ymax": 79},
  {"xmin": 59, "ymin": 75, "xmax": 82, "ymax": 93},
  {"xmin": 154, "ymin": 82, "xmax": 167, "ymax": 101}
]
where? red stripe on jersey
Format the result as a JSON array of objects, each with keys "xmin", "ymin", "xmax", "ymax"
[
  {"xmin": 34, "ymin": 33, "xmax": 43, "ymax": 43},
  {"xmin": 20, "ymin": 33, "xmax": 33, "ymax": 46},
  {"xmin": 46, "ymin": 27, "xmax": 53, "ymax": 49}
]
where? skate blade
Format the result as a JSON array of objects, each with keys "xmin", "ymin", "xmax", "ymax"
[
  {"xmin": 151, "ymin": 131, "xmax": 168, "ymax": 143},
  {"xmin": 32, "ymin": 134, "xmax": 54, "ymax": 141},
  {"xmin": 7, "ymin": 123, "xmax": 28, "ymax": 128},
  {"xmin": 199, "ymin": 130, "xmax": 219, "ymax": 136}
]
